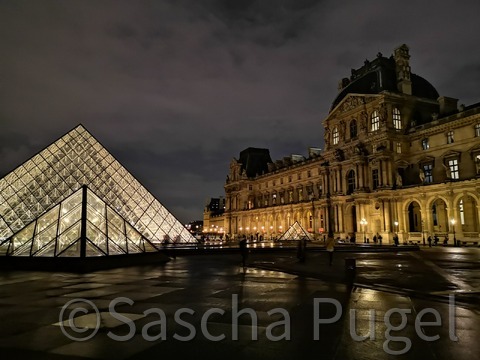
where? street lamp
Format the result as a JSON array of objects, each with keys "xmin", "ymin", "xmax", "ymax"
[
  {"xmin": 360, "ymin": 218, "xmax": 367, "ymax": 243},
  {"xmin": 451, "ymin": 219, "xmax": 456, "ymax": 246},
  {"xmin": 394, "ymin": 221, "xmax": 399, "ymax": 233}
]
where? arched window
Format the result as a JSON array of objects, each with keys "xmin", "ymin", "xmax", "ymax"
[
  {"xmin": 347, "ymin": 170, "xmax": 356, "ymax": 195},
  {"xmin": 332, "ymin": 127, "xmax": 339, "ymax": 145},
  {"xmin": 350, "ymin": 119, "xmax": 357, "ymax": 138},
  {"xmin": 393, "ymin": 108, "xmax": 402, "ymax": 130},
  {"xmin": 371, "ymin": 111, "xmax": 380, "ymax": 131}
]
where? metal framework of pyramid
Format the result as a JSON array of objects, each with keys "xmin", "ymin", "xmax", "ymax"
[
  {"xmin": 278, "ymin": 221, "xmax": 313, "ymax": 241},
  {"xmin": 0, "ymin": 124, "xmax": 196, "ymax": 257}
]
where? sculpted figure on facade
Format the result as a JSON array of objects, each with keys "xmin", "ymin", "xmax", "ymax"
[
  {"xmin": 379, "ymin": 103, "xmax": 388, "ymax": 124},
  {"xmin": 339, "ymin": 120, "xmax": 346, "ymax": 140},
  {"xmin": 396, "ymin": 170, "xmax": 403, "ymax": 187},
  {"xmin": 442, "ymin": 163, "xmax": 452, "ymax": 179},
  {"xmin": 419, "ymin": 168, "xmax": 425, "ymax": 183},
  {"xmin": 324, "ymin": 127, "xmax": 330, "ymax": 147},
  {"xmin": 360, "ymin": 111, "xmax": 368, "ymax": 132}
]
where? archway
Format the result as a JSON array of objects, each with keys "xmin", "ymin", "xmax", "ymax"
[
  {"xmin": 343, "ymin": 204, "xmax": 357, "ymax": 242},
  {"xmin": 407, "ymin": 201, "xmax": 422, "ymax": 232},
  {"xmin": 458, "ymin": 195, "xmax": 479, "ymax": 234}
]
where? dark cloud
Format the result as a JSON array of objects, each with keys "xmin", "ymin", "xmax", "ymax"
[{"xmin": 1, "ymin": 0, "xmax": 480, "ymax": 223}]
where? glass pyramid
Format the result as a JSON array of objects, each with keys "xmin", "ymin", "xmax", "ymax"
[
  {"xmin": 0, "ymin": 124, "xmax": 196, "ymax": 256},
  {"xmin": 3, "ymin": 186, "xmax": 160, "ymax": 257},
  {"xmin": 278, "ymin": 221, "xmax": 313, "ymax": 241}
]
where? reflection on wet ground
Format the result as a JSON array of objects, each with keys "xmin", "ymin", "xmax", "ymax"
[{"xmin": 0, "ymin": 247, "xmax": 479, "ymax": 359}]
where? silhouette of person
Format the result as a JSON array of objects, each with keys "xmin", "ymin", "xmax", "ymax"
[
  {"xmin": 239, "ymin": 236, "xmax": 248, "ymax": 269},
  {"xmin": 326, "ymin": 236, "xmax": 335, "ymax": 266}
]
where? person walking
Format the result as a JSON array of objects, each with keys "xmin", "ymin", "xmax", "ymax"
[
  {"xmin": 427, "ymin": 235, "xmax": 432, "ymax": 247},
  {"xmin": 239, "ymin": 235, "xmax": 248, "ymax": 269},
  {"xmin": 297, "ymin": 237, "xmax": 306, "ymax": 262},
  {"xmin": 326, "ymin": 236, "xmax": 335, "ymax": 266}
]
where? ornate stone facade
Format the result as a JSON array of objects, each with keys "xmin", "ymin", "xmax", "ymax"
[{"xmin": 213, "ymin": 45, "xmax": 480, "ymax": 245}]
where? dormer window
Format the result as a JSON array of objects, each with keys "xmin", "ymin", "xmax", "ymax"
[
  {"xmin": 421, "ymin": 138, "xmax": 429, "ymax": 150},
  {"xmin": 332, "ymin": 127, "xmax": 339, "ymax": 145},
  {"xmin": 371, "ymin": 110, "xmax": 380, "ymax": 131},
  {"xmin": 447, "ymin": 131, "xmax": 454, "ymax": 144},
  {"xmin": 393, "ymin": 107, "xmax": 402, "ymax": 130},
  {"xmin": 475, "ymin": 124, "xmax": 480, "ymax": 137}
]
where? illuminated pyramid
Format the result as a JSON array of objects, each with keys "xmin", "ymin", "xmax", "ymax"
[
  {"xmin": 278, "ymin": 221, "xmax": 313, "ymax": 241},
  {"xmin": 0, "ymin": 125, "xmax": 196, "ymax": 257}
]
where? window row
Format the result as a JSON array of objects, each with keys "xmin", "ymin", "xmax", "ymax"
[
  {"xmin": 257, "ymin": 170, "xmax": 316, "ymax": 189},
  {"xmin": 331, "ymin": 107, "xmax": 402, "ymax": 145},
  {"xmin": 421, "ymin": 124, "xmax": 480, "ymax": 150}
]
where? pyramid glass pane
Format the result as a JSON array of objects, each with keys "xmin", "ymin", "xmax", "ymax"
[
  {"xmin": 85, "ymin": 240, "xmax": 105, "ymax": 257},
  {"xmin": 32, "ymin": 224, "xmax": 59, "ymax": 255},
  {"xmin": 86, "ymin": 221, "xmax": 108, "ymax": 254},
  {"xmin": 35, "ymin": 239, "xmax": 57, "ymax": 257},
  {"xmin": 9, "ymin": 222, "xmax": 35, "ymax": 256},
  {"xmin": 57, "ymin": 239, "xmax": 81, "ymax": 257}
]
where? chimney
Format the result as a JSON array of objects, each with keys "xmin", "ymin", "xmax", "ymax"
[
  {"xmin": 393, "ymin": 44, "xmax": 412, "ymax": 95},
  {"xmin": 437, "ymin": 96, "xmax": 459, "ymax": 115}
]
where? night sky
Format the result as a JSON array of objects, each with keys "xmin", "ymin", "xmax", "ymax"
[{"xmin": 1, "ymin": 0, "xmax": 480, "ymax": 224}]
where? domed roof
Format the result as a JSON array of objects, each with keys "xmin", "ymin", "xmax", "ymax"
[{"xmin": 330, "ymin": 54, "xmax": 439, "ymax": 112}]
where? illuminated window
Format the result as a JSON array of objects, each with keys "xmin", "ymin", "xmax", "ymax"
[
  {"xmin": 332, "ymin": 127, "xmax": 339, "ymax": 145},
  {"xmin": 371, "ymin": 111, "xmax": 380, "ymax": 131},
  {"xmin": 421, "ymin": 138, "xmax": 429, "ymax": 150},
  {"xmin": 396, "ymin": 142, "xmax": 402, "ymax": 154},
  {"xmin": 448, "ymin": 159, "xmax": 459, "ymax": 179},
  {"xmin": 423, "ymin": 163, "xmax": 433, "ymax": 183},
  {"xmin": 350, "ymin": 120, "xmax": 357, "ymax": 138},
  {"xmin": 475, "ymin": 124, "xmax": 480, "ymax": 137},
  {"xmin": 393, "ymin": 108, "xmax": 402, "ymax": 130},
  {"xmin": 447, "ymin": 131, "xmax": 454, "ymax": 144}
]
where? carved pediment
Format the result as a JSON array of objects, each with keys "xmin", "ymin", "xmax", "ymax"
[
  {"xmin": 331, "ymin": 94, "xmax": 379, "ymax": 115},
  {"xmin": 442, "ymin": 150, "xmax": 461, "ymax": 159},
  {"xmin": 417, "ymin": 156, "xmax": 435, "ymax": 165},
  {"xmin": 395, "ymin": 159, "xmax": 409, "ymax": 168}
]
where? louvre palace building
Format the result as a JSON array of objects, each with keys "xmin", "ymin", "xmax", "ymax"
[{"xmin": 213, "ymin": 44, "xmax": 480, "ymax": 245}]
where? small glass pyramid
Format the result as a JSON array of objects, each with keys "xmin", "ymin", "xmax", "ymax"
[
  {"xmin": 278, "ymin": 221, "xmax": 313, "ymax": 241},
  {"xmin": 0, "ymin": 125, "xmax": 196, "ymax": 256}
]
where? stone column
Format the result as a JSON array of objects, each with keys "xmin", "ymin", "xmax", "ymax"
[
  {"xmin": 379, "ymin": 160, "xmax": 384, "ymax": 187},
  {"xmin": 338, "ymin": 204, "xmax": 344, "ymax": 233},
  {"xmin": 358, "ymin": 163, "xmax": 364, "ymax": 189},
  {"xmin": 383, "ymin": 199, "xmax": 391, "ymax": 232}
]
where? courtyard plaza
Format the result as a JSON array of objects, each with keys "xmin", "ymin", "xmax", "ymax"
[{"xmin": 0, "ymin": 246, "xmax": 478, "ymax": 360}]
